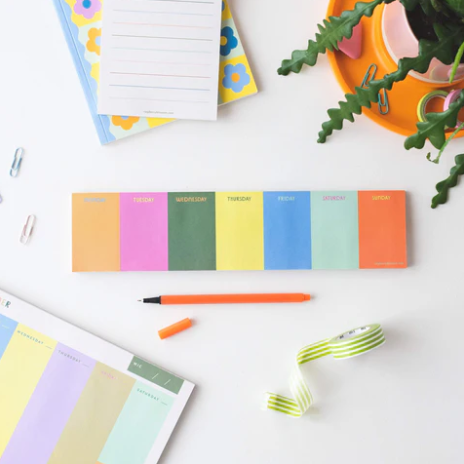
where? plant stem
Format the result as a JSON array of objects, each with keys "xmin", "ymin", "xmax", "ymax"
[
  {"xmin": 427, "ymin": 121, "xmax": 464, "ymax": 163},
  {"xmin": 449, "ymin": 40, "xmax": 464, "ymax": 83}
]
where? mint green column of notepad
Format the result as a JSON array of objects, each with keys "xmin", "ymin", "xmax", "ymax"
[
  {"xmin": 310, "ymin": 191, "xmax": 359, "ymax": 269},
  {"xmin": 97, "ymin": 382, "xmax": 174, "ymax": 464}
]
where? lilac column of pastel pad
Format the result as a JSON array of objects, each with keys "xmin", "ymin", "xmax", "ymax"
[
  {"xmin": 120, "ymin": 193, "xmax": 168, "ymax": 271},
  {"xmin": 0, "ymin": 344, "xmax": 96, "ymax": 464}
]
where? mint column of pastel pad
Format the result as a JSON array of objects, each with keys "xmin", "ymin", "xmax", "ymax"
[
  {"xmin": 263, "ymin": 192, "xmax": 311, "ymax": 270},
  {"xmin": 310, "ymin": 191, "xmax": 360, "ymax": 269},
  {"xmin": 97, "ymin": 382, "xmax": 174, "ymax": 464},
  {"xmin": 168, "ymin": 193, "xmax": 216, "ymax": 271},
  {"xmin": 0, "ymin": 315, "xmax": 17, "ymax": 359}
]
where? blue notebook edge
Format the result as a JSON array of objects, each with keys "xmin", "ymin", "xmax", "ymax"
[{"xmin": 52, "ymin": 0, "xmax": 113, "ymax": 145}]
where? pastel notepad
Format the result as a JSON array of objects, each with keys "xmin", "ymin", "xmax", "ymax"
[
  {"xmin": 72, "ymin": 191, "xmax": 408, "ymax": 272},
  {"xmin": 53, "ymin": 0, "xmax": 257, "ymax": 143},
  {"xmin": 0, "ymin": 289, "xmax": 194, "ymax": 464}
]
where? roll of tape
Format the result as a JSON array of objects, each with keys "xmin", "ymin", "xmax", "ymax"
[
  {"xmin": 444, "ymin": 89, "xmax": 463, "ymax": 127},
  {"xmin": 417, "ymin": 90, "xmax": 448, "ymax": 123},
  {"xmin": 264, "ymin": 324, "xmax": 386, "ymax": 418}
]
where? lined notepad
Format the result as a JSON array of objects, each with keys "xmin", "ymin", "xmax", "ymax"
[
  {"xmin": 98, "ymin": 0, "xmax": 223, "ymax": 120},
  {"xmin": 53, "ymin": 0, "xmax": 257, "ymax": 143},
  {"xmin": 72, "ymin": 191, "xmax": 408, "ymax": 272}
]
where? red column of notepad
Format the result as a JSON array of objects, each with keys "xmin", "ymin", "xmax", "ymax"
[{"xmin": 358, "ymin": 191, "xmax": 407, "ymax": 269}]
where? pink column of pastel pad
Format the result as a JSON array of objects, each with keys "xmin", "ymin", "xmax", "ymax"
[{"xmin": 120, "ymin": 193, "xmax": 168, "ymax": 271}]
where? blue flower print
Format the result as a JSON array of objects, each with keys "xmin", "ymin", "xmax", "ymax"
[
  {"xmin": 222, "ymin": 63, "xmax": 250, "ymax": 93},
  {"xmin": 222, "ymin": 1, "xmax": 225, "ymax": 11},
  {"xmin": 220, "ymin": 26, "xmax": 238, "ymax": 57}
]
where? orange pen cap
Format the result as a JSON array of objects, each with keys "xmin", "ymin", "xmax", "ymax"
[{"xmin": 158, "ymin": 318, "xmax": 192, "ymax": 340}]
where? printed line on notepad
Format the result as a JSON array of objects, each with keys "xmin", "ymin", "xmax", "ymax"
[
  {"xmin": 114, "ymin": 9, "xmax": 214, "ymax": 15},
  {"xmin": 110, "ymin": 96, "xmax": 208, "ymax": 103},
  {"xmin": 112, "ymin": 59, "xmax": 212, "ymax": 65},
  {"xmin": 113, "ymin": 21, "xmax": 214, "ymax": 28},
  {"xmin": 112, "ymin": 34, "xmax": 213, "ymax": 41},
  {"xmin": 110, "ymin": 71, "xmax": 210, "ymax": 78},
  {"xmin": 112, "ymin": 47, "xmax": 212, "ymax": 53},
  {"xmin": 110, "ymin": 84, "xmax": 210, "ymax": 91}
]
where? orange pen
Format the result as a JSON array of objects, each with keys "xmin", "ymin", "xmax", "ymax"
[{"xmin": 138, "ymin": 293, "xmax": 311, "ymax": 305}]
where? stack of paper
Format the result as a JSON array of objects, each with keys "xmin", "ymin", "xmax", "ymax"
[
  {"xmin": 98, "ymin": 0, "xmax": 223, "ymax": 120},
  {"xmin": 53, "ymin": 0, "xmax": 257, "ymax": 142}
]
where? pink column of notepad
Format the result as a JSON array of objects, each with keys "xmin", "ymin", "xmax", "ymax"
[{"xmin": 120, "ymin": 193, "xmax": 168, "ymax": 271}]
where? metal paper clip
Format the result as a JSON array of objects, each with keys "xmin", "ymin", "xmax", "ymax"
[
  {"xmin": 20, "ymin": 215, "xmax": 35, "ymax": 244},
  {"xmin": 10, "ymin": 148, "xmax": 24, "ymax": 177},
  {"xmin": 361, "ymin": 64, "xmax": 378, "ymax": 88},
  {"xmin": 378, "ymin": 88, "xmax": 389, "ymax": 115},
  {"xmin": 360, "ymin": 64, "xmax": 390, "ymax": 116}
]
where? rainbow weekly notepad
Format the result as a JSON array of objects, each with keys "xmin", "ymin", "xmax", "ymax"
[
  {"xmin": 0, "ymin": 289, "xmax": 194, "ymax": 464},
  {"xmin": 72, "ymin": 191, "xmax": 407, "ymax": 272},
  {"xmin": 53, "ymin": 0, "xmax": 257, "ymax": 143}
]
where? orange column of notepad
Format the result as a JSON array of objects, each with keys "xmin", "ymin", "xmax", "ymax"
[
  {"xmin": 72, "ymin": 193, "xmax": 121, "ymax": 272},
  {"xmin": 358, "ymin": 191, "xmax": 407, "ymax": 269}
]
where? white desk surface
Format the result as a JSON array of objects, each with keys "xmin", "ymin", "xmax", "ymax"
[{"xmin": 2, "ymin": 0, "xmax": 464, "ymax": 462}]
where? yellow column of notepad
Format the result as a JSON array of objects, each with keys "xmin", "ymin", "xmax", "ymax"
[
  {"xmin": 0, "ymin": 325, "xmax": 56, "ymax": 455},
  {"xmin": 215, "ymin": 192, "xmax": 264, "ymax": 270}
]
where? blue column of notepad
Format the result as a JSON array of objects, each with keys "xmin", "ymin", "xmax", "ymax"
[
  {"xmin": 263, "ymin": 192, "xmax": 312, "ymax": 270},
  {"xmin": 0, "ymin": 315, "xmax": 18, "ymax": 360}
]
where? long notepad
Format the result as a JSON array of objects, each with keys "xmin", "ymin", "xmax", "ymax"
[
  {"xmin": 0, "ymin": 289, "xmax": 194, "ymax": 464},
  {"xmin": 98, "ymin": 0, "xmax": 223, "ymax": 120},
  {"xmin": 72, "ymin": 191, "xmax": 408, "ymax": 271}
]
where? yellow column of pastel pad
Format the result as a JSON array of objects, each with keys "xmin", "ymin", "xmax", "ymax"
[
  {"xmin": 0, "ymin": 325, "xmax": 57, "ymax": 455},
  {"xmin": 215, "ymin": 192, "xmax": 264, "ymax": 270}
]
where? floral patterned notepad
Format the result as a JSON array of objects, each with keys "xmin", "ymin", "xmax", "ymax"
[{"xmin": 53, "ymin": 0, "xmax": 258, "ymax": 144}]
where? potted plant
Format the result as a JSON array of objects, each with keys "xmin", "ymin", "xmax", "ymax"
[{"xmin": 279, "ymin": 0, "xmax": 464, "ymax": 207}]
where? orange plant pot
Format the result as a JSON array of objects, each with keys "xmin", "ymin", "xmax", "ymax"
[{"xmin": 326, "ymin": 0, "xmax": 464, "ymax": 138}]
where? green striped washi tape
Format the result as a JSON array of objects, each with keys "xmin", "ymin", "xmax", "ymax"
[
  {"xmin": 417, "ymin": 90, "xmax": 448, "ymax": 122},
  {"xmin": 264, "ymin": 324, "xmax": 386, "ymax": 418}
]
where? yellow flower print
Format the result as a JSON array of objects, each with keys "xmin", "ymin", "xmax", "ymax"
[
  {"xmin": 112, "ymin": 116, "xmax": 140, "ymax": 130},
  {"xmin": 86, "ymin": 28, "xmax": 101, "ymax": 55}
]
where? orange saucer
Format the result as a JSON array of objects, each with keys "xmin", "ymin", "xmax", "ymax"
[{"xmin": 326, "ymin": 0, "xmax": 464, "ymax": 138}]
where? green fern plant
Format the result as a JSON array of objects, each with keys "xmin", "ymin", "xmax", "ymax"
[{"xmin": 280, "ymin": 0, "xmax": 464, "ymax": 207}]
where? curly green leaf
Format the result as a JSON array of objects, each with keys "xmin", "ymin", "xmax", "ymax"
[
  {"xmin": 427, "ymin": 121, "xmax": 464, "ymax": 163},
  {"xmin": 405, "ymin": 90, "xmax": 464, "ymax": 150},
  {"xmin": 431, "ymin": 153, "xmax": 464, "ymax": 207},
  {"xmin": 318, "ymin": 24, "xmax": 464, "ymax": 143},
  {"xmin": 278, "ymin": 0, "xmax": 392, "ymax": 76}
]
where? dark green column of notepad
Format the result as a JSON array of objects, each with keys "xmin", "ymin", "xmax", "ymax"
[{"xmin": 168, "ymin": 192, "xmax": 216, "ymax": 270}]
